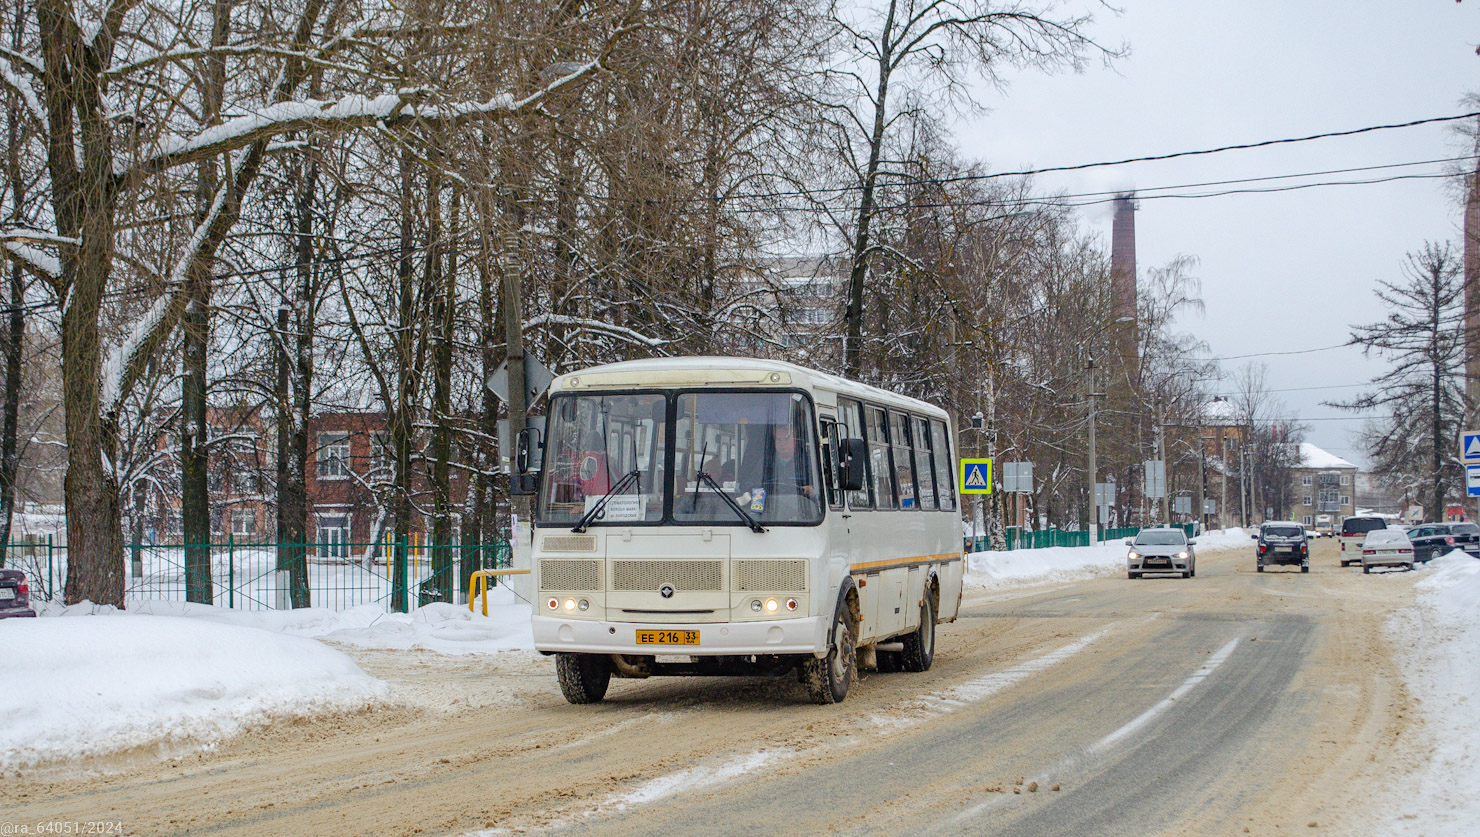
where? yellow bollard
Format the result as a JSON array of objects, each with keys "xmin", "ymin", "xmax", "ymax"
[{"xmin": 468, "ymin": 569, "xmax": 531, "ymax": 617}]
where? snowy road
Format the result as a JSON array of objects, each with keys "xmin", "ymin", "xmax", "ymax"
[{"xmin": 7, "ymin": 539, "xmax": 1421, "ymax": 836}]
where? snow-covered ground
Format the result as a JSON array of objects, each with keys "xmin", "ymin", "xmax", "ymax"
[
  {"xmin": 5, "ymin": 528, "xmax": 1478, "ymax": 836},
  {"xmin": 1378, "ymin": 551, "xmax": 1480, "ymax": 836},
  {"xmin": 0, "ymin": 613, "xmax": 388, "ymax": 769},
  {"xmin": 965, "ymin": 526, "xmax": 1254, "ymax": 587}
]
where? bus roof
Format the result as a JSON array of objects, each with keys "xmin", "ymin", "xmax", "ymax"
[{"xmin": 549, "ymin": 356, "xmax": 948, "ymax": 418}]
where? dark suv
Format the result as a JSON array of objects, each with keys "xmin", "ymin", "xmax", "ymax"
[
  {"xmin": 1254, "ymin": 521, "xmax": 1310, "ymax": 573},
  {"xmin": 0, "ymin": 567, "xmax": 37, "ymax": 618},
  {"xmin": 1406, "ymin": 522, "xmax": 1480, "ymax": 562}
]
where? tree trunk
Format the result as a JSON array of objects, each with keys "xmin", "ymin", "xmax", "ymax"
[
  {"xmin": 843, "ymin": 2, "xmax": 897, "ymax": 379},
  {"xmin": 180, "ymin": 0, "xmax": 233, "ymax": 605},
  {"xmin": 391, "ymin": 149, "xmax": 418, "ymax": 613},
  {"xmin": 430, "ymin": 178, "xmax": 455, "ymax": 603}
]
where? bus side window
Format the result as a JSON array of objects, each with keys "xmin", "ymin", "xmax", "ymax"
[
  {"xmin": 868, "ymin": 406, "xmax": 897, "ymax": 509},
  {"xmin": 819, "ymin": 418, "xmax": 842, "ymax": 508},
  {"xmin": 914, "ymin": 415, "xmax": 937, "ymax": 511},
  {"xmin": 930, "ymin": 418, "xmax": 956, "ymax": 511},
  {"xmin": 840, "ymin": 399, "xmax": 873, "ymax": 509},
  {"xmin": 890, "ymin": 411, "xmax": 918, "ymax": 510}
]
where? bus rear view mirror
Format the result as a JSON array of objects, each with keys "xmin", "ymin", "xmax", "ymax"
[
  {"xmin": 840, "ymin": 438, "xmax": 867, "ymax": 491},
  {"xmin": 515, "ymin": 426, "xmax": 542, "ymax": 474}
]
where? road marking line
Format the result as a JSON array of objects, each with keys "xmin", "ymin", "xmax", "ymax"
[{"xmin": 1091, "ymin": 637, "xmax": 1241, "ymax": 753}]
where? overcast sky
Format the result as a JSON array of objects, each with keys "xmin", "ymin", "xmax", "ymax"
[{"xmin": 955, "ymin": 0, "xmax": 1479, "ymax": 470}]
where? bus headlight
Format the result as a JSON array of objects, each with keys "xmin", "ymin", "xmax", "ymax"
[
  {"xmin": 578, "ymin": 599, "xmax": 590, "ymax": 612},
  {"xmin": 563, "ymin": 598, "xmax": 577, "ymax": 612},
  {"xmin": 750, "ymin": 599, "xmax": 763, "ymax": 612},
  {"xmin": 765, "ymin": 598, "xmax": 779, "ymax": 613}
]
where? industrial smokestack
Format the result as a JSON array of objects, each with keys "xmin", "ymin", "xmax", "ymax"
[{"xmin": 1110, "ymin": 193, "xmax": 1139, "ymax": 379}]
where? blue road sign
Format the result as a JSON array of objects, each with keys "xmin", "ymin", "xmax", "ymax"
[
  {"xmin": 960, "ymin": 458, "xmax": 993, "ymax": 494},
  {"xmin": 1468, "ymin": 464, "xmax": 1480, "ymax": 497},
  {"xmin": 1463, "ymin": 430, "xmax": 1480, "ymax": 463}
]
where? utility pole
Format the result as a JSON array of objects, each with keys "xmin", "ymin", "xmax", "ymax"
[
  {"xmin": 1157, "ymin": 418, "xmax": 1170, "ymax": 524},
  {"xmin": 1219, "ymin": 433, "xmax": 1229, "ymax": 529},
  {"xmin": 1195, "ymin": 439, "xmax": 1206, "ymax": 535},
  {"xmin": 501, "ymin": 232, "xmax": 529, "ymax": 524},
  {"xmin": 1086, "ymin": 357, "xmax": 1099, "ymax": 542}
]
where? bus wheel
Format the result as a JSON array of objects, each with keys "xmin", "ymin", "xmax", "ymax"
[
  {"xmin": 556, "ymin": 653, "xmax": 611, "ymax": 704},
  {"xmin": 901, "ymin": 593, "xmax": 936, "ymax": 672},
  {"xmin": 804, "ymin": 605, "xmax": 856, "ymax": 704}
]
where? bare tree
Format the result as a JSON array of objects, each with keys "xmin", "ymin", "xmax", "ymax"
[{"xmin": 820, "ymin": 0, "xmax": 1114, "ymax": 378}]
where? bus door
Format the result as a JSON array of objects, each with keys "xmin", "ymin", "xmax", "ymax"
[{"xmin": 819, "ymin": 414, "xmax": 852, "ymax": 604}]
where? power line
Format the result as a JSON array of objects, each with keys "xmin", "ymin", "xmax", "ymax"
[
  {"xmin": 1190, "ymin": 343, "xmax": 1353, "ymax": 362},
  {"xmin": 729, "ymin": 111, "xmax": 1480, "ymax": 201}
]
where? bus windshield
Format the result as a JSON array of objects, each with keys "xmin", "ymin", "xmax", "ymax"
[
  {"xmin": 538, "ymin": 393, "xmax": 668, "ymax": 526},
  {"xmin": 536, "ymin": 390, "xmax": 822, "ymax": 526},
  {"xmin": 673, "ymin": 391, "xmax": 822, "ymax": 525}
]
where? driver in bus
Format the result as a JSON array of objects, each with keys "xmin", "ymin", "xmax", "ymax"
[{"xmin": 736, "ymin": 422, "xmax": 816, "ymax": 513}]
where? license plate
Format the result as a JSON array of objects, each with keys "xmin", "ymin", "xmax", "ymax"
[
  {"xmin": 637, "ymin": 629, "xmax": 699, "ymax": 645},
  {"xmin": 0, "ymin": 588, "xmax": 13, "ymax": 600}
]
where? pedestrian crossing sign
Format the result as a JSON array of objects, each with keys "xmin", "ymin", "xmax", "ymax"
[
  {"xmin": 1463, "ymin": 430, "xmax": 1480, "ymax": 463},
  {"xmin": 960, "ymin": 458, "xmax": 993, "ymax": 495}
]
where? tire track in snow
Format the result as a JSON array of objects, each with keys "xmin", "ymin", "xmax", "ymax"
[
  {"xmin": 945, "ymin": 635, "xmax": 1244, "ymax": 827},
  {"xmin": 524, "ymin": 620, "xmax": 1132, "ymax": 834}
]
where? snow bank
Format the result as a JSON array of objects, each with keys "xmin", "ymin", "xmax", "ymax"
[
  {"xmin": 113, "ymin": 586, "xmax": 535, "ymax": 656},
  {"xmin": 0, "ymin": 612, "xmax": 389, "ymax": 768},
  {"xmin": 1381, "ymin": 551, "xmax": 1480, "ymax": 834},
  {"xmin": 966, "ymin": 528, "xmax": 1248, "ymax": 589}
]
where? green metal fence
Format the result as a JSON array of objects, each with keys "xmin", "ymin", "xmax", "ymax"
[
  {"xmin": 965, "ymin": 522, "xmax": 1199, "ymax": 553},
  {"xmin": 3, "ymin": 536, "xmax": 512, "ymax": 614}
]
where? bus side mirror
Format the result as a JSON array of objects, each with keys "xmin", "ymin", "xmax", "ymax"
[
  {"xmin": 839, "ymin": 438, "xmax": 867, "ymax": 492},
  {"xmin": 511, "ymin": 427, "xmax": 542, "ymax": 496}
]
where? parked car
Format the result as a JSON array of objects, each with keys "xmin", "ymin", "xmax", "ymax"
[
  {"xmin": 1253, "ymin": 521, "xmax": 1310, "ymax": 573},
  {"xmin": 1126, "ymin": 527, "xmax": 1197, "ymax": 579},
  {"xmin": 1361, "ymin": 528, "xmax": 1415, "ymax": 573},
  {"xmin": 1404, "ymin": 522, "xmax": 1480, "ymax": 562},
  {"xmin": 1339, "ymin": 516, "xmax": 1389, "ymax": 567},
  {"xmin": 0, "ymin": 567, "xmax": 37, "ymax": 618}
]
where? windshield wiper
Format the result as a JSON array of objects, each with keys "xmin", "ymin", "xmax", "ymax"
[
  {"xmin": 572, "ymin": 469, "xmax": 641, "ymax": 533},
  {"xmin": 695, "ymin": 469, "xmax": 766, "ymax": 533}
]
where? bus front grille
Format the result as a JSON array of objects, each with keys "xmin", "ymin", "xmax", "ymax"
[
  {"xmin": 540, "ymin": 559, "xmax": 602, "ymax": 591},
  {"xmin": 733, "ymin": 559, "xmax": 808, "ymax": 592},
  {"xmin": 611, "ymin": 560, "xmax": 723, "ymax": 591}
]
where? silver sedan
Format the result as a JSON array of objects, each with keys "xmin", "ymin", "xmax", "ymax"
[{"xmin": 1127, "ymin": 528, "xmax": 1198, "ymax": 579}]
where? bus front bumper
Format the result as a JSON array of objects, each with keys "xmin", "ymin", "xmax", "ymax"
[{"xmin": 533, "ymin": 614, "xmax": 829, "ymax": 657}]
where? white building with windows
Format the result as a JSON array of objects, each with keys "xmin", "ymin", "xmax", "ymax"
[{"xmin": 1290, "ymin": 442, "xmax": 1358, "ymax": 526}]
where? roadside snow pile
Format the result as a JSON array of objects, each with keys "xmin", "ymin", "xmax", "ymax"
[
  {"xmin": 0, "ymin": 612, "xmax": 388, "ymax": 768},
  {"xmin": 112, "ymin": 585, "xmax": 535, "ymax": 655},
  {"xmin": 1382, "ymin": 551, "xmax": 1480, "ymax": 835},
  {"xmin": 966, "ymin": 528, "xmax": 1247, "ymax": 589}
]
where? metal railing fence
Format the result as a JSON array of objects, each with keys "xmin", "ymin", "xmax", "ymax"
[{"xmin": 2, "ymin": 536, "xmax": 512, "ymax": 614}]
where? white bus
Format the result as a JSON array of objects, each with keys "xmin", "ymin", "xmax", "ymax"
[{"xmin": 512, "ymin": 357, "xmax": 965, "ymax": 704}]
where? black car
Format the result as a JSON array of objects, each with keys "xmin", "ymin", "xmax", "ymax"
[
  {"xmin": 1254, "ymin": 521, "xmax": 1310, "ymax": 573},
  {"xmin": 0, "ymin": 567, "xmax": 37, "ymax": 618},
  {"xmin": 1405, "ymin": 522, "xmax": 1480, "ymax": 563}
]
